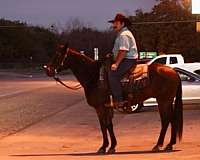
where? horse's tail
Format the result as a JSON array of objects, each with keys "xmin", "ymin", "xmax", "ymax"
[{"xmin": 173, "ymin": 78, "xmax": 183, "ymax": 141}]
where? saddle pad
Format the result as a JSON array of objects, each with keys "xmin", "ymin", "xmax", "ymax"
[
  {"xmin": 130, "ymin": 64, "xmax": 148, "ymax": 80},
  {"xmin": 120, "ymin": 64, "xmax": 149, "ymax": 84}
]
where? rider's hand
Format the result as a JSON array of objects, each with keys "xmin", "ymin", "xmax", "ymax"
[{"xmin": 111, "ymin": 63, "xmax": 118, "ymax": 71}]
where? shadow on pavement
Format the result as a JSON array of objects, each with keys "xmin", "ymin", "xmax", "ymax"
[{"xmin": 10, "ymin": 150, "xmax": 181, "ymax": 157}]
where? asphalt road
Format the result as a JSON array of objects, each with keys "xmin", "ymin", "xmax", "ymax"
[
  {"xmin": 0, "ymin": 73, "xmax": 200, "ymax": 160},
  {"xmin": 0, "ymin": 74, "xmax": 85, "ymax": 139}
]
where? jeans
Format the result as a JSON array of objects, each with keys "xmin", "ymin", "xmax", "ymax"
[{"xmin": 108, "ymin": 59, "xmax": 137, "ymax": 102}]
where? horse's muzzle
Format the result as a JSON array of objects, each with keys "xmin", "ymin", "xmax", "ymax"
[{"xmin": 43, "ymin": 65, "xmax": 55, "ymax": 77}]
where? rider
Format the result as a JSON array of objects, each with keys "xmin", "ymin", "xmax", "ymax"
[{"xmin": 107, "ymin": 13, "xmax": 138, "ymax": 108}]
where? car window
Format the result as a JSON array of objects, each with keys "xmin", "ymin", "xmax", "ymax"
[
  {"xmin": 170, "ymin": 57, "xmax": 178, "ymax": 64},
  {"xmin": 194, "ymin": 69, "xmax": 200, "ymax": 75},
  {"xmin": 176, "ymin": 71, "xmax": 196, "ymax": 82},
  {"xmin": 153, "ymin": 57, "xmax": 167, "ymax": 64}
]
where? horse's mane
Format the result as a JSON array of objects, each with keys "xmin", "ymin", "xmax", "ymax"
[
  {"xmin": 68, "ymin": 48, "xmax": 95, "ymax": 64},
  {"xmin": 67, "ymin": 48, "xmax": 101, "ymax": 88}
]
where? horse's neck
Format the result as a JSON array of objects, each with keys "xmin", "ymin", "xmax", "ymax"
[{"xmin": 69, "ymin": 54, "xmax": 100, "ymax": 88}]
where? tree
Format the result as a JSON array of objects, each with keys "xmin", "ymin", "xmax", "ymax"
[
  {"xmin": 60, "ymin": 18, "xmax": 115, "ymax": 58},
  {"xmin": 129, "ymin": 0, "xmax": 199, "ymax": 61},
  {"xmin": 0, "ymin": 19, "xmax": 60, "ymax": 65}
]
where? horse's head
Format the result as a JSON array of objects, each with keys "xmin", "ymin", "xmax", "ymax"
[{"xmin": 44, "ymin": 43, "xmax": 69, "ymax": 77}]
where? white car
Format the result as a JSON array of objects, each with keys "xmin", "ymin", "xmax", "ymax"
[
  {"xmin": 169, "ymin": 63, "xmax": 200, "ymax": 73},
  {"xmin": 130, "ymin": 63, "xmax": 200, "ymax": 113},
  {"xmin": 147, "ymin": 54, "xmax": 185, "ymax": 66}
]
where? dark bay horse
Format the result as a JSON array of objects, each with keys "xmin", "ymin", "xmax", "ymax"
[{"xmin": 44, "ymin": 44, "xmax": 183, "ymax": 154}]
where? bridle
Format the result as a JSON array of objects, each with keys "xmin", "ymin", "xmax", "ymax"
[
  {"xmin": 56, "ymin": 48, "xmax": 83, "ymax": 90},
  {"xmin": 45, "ymin": 47, "xmax": 98, "ymax": 90},
  {"xmin": 43, "ymin": 64, "xmax": 82, "ymax": 90},
  {"xmin": 44, "ymin": 47, "xmax": 82, "ymax": 90}
]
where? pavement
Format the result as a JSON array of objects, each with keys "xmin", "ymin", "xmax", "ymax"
[
  {"xmin": 0, "ymin": 101, "xmax": 200, "ymax": 160},
  {"xmin": 0, "ymin": 71, "xmax": 200, "ymax": 160}
]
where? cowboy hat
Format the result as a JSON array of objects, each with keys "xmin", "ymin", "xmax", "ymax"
[{"xmin": 108, "ymin": 13, "xmax": 130, "ymax": 24}]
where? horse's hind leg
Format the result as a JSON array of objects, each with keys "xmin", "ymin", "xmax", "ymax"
[
  {"xmin": 152, "ymin": 102, "xmax": 172, "ymax": 152},
  {"xmin": 164, "ymin": 109, "xmax": 177, "ymax": 151}
]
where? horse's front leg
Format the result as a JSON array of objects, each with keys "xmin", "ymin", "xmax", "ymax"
[
  {"xmin": 96, "ymin": 109, "xmax": 109, "ymax": 154},
  {"xmin": 106, "ymin": 108, "xmax": 117, "ymax": 154}
]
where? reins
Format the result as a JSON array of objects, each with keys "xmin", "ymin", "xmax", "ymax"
[
  {"xmin": 50, "ymin": 47, "xmax": 100, "ymax": 91},
  {"xmin": 53, "ymin": 76, "xmax": 82, "ymax": 90},
  {"xmin": 51, "ymin": 48, "xmax": 82, "ymax": 90}
]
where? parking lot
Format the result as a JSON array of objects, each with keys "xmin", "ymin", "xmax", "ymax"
[{"xmin": 0, "ymin": 74, "xmax": 200, "ymax": 160}]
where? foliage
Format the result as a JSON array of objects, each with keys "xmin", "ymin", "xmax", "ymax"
[
  {"xmin": 61, "ymin": 26, "xmax": 115, "ymax": 58},
  {"xmin": 0, "ymin": 19, "xmax": 59, "ymax": 63},
  {"xmin": 129, "ymin": 0, "xmax": 199, "ymax": 62},
  {"xmin": 0, "ymin": 0, "xmax": 199, "ymax": 67}
]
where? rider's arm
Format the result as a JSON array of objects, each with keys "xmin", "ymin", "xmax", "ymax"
[
  {"xmin": 114, "ymin": 35, "xmax": 129, "ymax": 66},
  {"xmin": 114, "ymin": 50, "xmax": 127, "ymax": 67},
  {"xmin": 111, "ymin": 35, "xmax": 129, "ymax": 70}
]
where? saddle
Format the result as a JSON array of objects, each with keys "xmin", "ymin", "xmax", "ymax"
[
  {"xmin": 119, "ymin": 64, "xmax": 148, "ymax": 80},
  {"xmin": 121, "ymin": 64, "xmax": 149, "ymax": 89},
  {"xmin": 100, "ymin": 63, "xmax": 149, "ymax": 110},
  {"xmin": 130, "ymin": 64, "xmax": 148, "ymax": 80},
  {"xmin": 100, "ymin": 63, "xmax": 149, "ymax": 90}
]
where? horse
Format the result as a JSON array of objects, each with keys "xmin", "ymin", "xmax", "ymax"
[{"xmin": 44, "ymin": 44, "xmax": 183, "ymax": 154}]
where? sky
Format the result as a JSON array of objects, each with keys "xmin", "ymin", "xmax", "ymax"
[{"xmin": 0, "ymin": 0, "xmax": 156, "ymax": 30}]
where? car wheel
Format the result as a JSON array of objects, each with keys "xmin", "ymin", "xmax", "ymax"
[{"xmin": 123, "ymin": 103, "xmax": 143, "ymax": 113}]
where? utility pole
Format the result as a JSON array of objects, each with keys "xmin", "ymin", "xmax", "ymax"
[{"xmin": 94, "ymin": 48, "xmax": 99, "ymax": 60}]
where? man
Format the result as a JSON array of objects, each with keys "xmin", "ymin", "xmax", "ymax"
[{"xmin": 107, "ymin": 13, "xmax": 138, "ymax": 108}]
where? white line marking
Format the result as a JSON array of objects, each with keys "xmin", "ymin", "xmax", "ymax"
[{"xmin": 0, "ymin": 90, "xmax": 26, "ymax": 98}]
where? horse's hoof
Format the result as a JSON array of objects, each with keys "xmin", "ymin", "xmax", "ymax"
[
  {"xmin": 164, "ymin": 145, "xmax": 173, "ymax": 152},
  {"xmin": 152, "ymin": 145, "xmax": 161, "ymax": 152},
  {"xmin": 107, "ymin": 148, "xmax": 116, "ymax": 154},
  {"xmin": 97, "ymin": 148, "xmax": 106, "ymax": 154}
]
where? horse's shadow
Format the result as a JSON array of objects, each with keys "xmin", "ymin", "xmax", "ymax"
[{"xmin": 11, "ymin": 150, "xmax": 181, "ymax": 157}]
